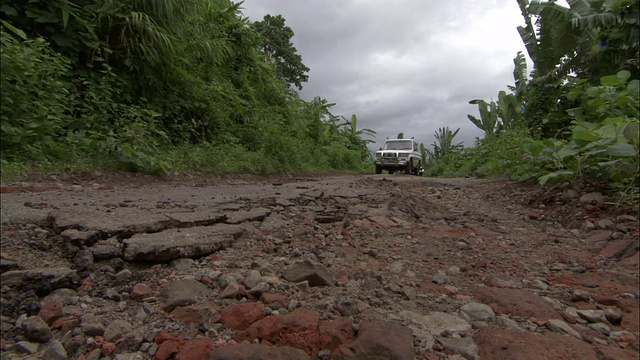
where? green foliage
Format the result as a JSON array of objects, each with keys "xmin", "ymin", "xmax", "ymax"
[
  {"xmin": 0, "ymin": 1, "xmax": 376, "ymax": 178},
  {"xmin": 424, "ymin": 130, "xmax": 536, "ymax": 179},
  {"xmin": 0, "ymin": 25, "xmax": 72, "ymax": 159},
  {"xmin": 252, "ymin": 14, "xmax": 310, "ymax": 90},
  {"xmin": 528, "ymin": 71, "xmax": 639, "ymax": 196},
  {"xmin": 425, "ymin": 127, "xmax": 463, "ymax": 163}
]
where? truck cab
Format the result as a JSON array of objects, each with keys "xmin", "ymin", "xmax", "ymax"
[{"xmin": 374, "ymin": 138, "xmax": 423, "ymax": 175}]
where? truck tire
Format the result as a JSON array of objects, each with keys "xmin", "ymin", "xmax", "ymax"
[
  {"xmin": 412, "ymin": 161, "xmax": 420, "ymax": 176},
  {"xmin": 404, "ymin": 161, "xmax": 412, "ymax": 174},
  {"xmin": 375, "ymin": 165, "xmax": 382, "ymax": 174}
]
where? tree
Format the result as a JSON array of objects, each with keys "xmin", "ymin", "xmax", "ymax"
[
  {"xmin": 252, "ymin": 14, "xmax": 310, "ymax": 90},
  {"xmin": 427, "ymin": 127, "xmax": 463, "ymax": 161},
  {"xmin": 517, "ymin": 0, "xmax": 639, "ymax": 83}
]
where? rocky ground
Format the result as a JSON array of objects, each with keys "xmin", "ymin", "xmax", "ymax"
[{"xmin": 0, "ymin": 171, "xmax": 638, "ymax": 360}]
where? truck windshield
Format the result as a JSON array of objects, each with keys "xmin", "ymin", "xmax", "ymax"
[{"xmin": 383, "ymin": 140, "xmax": 412, "ymax": 150}]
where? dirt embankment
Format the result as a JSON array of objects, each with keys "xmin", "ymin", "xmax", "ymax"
[{"xmin": 0, "ymin": 172, "xmax": 638, "ymax": 360}]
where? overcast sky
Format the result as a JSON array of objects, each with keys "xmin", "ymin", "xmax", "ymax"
[{"xmin": 239, "ymin": 0, "xmax": 533, "ymax": 150}]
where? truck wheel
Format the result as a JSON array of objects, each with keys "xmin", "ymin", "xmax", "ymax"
[
  {"xmin": 413, "ymin": 161, "xmax": 421, "ymax": 176},
  {"xmin": 404, "ymin": 161, "xmax": 412, "ymax": 174},
  {"xmin": 375, "ymin": 166, "xmax": 382, "ymax": 174}
]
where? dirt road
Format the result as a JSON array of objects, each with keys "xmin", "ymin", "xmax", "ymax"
[{"xmin": 1, "ymin": 172, "xmax": 638, "ymax": 359}]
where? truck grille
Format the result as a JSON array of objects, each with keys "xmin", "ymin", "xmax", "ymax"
[{"xmin": 382, "ymin": 152, "xmax": 397, "ymax": 158}]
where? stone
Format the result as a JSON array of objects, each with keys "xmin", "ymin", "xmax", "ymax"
[
  {"xmin": 174, "ymin": 338, "xmax": 213, "ymax": 360},
  {"xmin": 333, "ymin": 320, "xmax": 414, "ymax": 360},
  {"xmin": 219, "ymin": 302, "xmax": 267, "ymax": 331},
  {"xmin": 604, "ymin": 307, "xmax": 623, "ymax": 325},
  {"xmin": 283, "ymin": 259, "xmax": 336, "ymax": 287},
  {"xmin": 22, "ymin": 315, "xmax": 52, "ymax": 343},
  {"xmin": 74, "ymin": 248, "xmax": 94, "ymax": 271},
  {"xmin": 42, "ymin": 339, "xmax": 68, "ymax": 360},
  {"xmin": 474, "ymin": 327, "xmax": 599, "ymax": 360},
  {"xmin": 131, "ymin": 283, "xmax": 154, "ymax": 301},
  {"xmin": 1, "ymin": 267, "xmax": 79, "ymax": 293},
  {"xmin": 244, "ymin": 270, "xmax": 262, "ymax": 289},
  {"xmin": 160, "ymin": 279, "xmax": 215, "ymax": 312},
  {"xmin": 81, "ymin": 317, "xmax": 105, "ymax": 336},
  {"xmin": 432, "ymin": 271, "xmax": 448, "ymax": 285},
  {"xmin": 104, "ymin": 319, "xmax": 133, "ymax": 342},
  {"xmin": 571, "ymin": 289, "xmax": 592, "ymax": 302},
  {"xmin": 436, "ymin": 336, "xmax": 479, "ymax": 360},
  {"xmin": 219, "ymin": 282, "xmax": 242, "ymax": 299},
  {"xmin": 170, "ymin": 303, "xmax": 221, "ymax": 330},
  {"xmin": 123, "ymin": 226, "xmax": 240, "ymax": 262},
  {"xmin": 546, "ymin": 319, "xmax": 582, "ymax": 339},
  {"xmin": 579, "ymin": 192, "xmax": 604, "ymax": 203},
  {"xmin": 207, "ymin": 343, "xmax": 311, "ymax": 360},
  {"xmin": 588, "ymin": 322, "xmax": 611, "ymax": 335},
  {"xmin": 472, "ymin": 286, "xmax": 560, "ymax": 321},
  {"xmin": 576, "ymin": 309, "xmax": 607, "ymax": 324},
  {"xmin": 495, "ymin": 315, "xmax": 521, "ymax": 330},
  {"xmin": 460, "ymin": 302, "xmax": 496, "ymax": 323},
  {"xmin": 39, "ymin": 302, "xmax": 63, "ymax": 325},
  {"xmin": 14, "ymin": 341, "xmax": 39, "ymax": 354},
  {"xmin": 400, "ymin": 311, "xmax": 471, "ymax": 336},
  {"xmin": 171, "ymin": 258, "xmax": 195, "ymax": 270}
]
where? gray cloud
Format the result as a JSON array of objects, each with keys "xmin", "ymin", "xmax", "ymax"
[{"xmin": 240, "ymin": 0, "xmax": 529, "ymax": 150}]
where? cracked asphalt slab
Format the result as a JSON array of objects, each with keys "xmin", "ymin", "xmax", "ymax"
[{"xmin": 0, "ymin": 173, "xmax": 638, "ymax": 359}]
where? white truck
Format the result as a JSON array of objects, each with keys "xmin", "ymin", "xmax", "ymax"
[{"xmin": 374, "ymin": 138, "xmax": 423, "ymax": 175}]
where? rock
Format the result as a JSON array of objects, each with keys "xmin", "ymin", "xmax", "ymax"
[
  {"xmin": 432, "ymin": 271, "xmax": 448, "ymax": 285},
  {"xmin": 115, "ymin": 269, "xmax": 133, "ymax": 284},
  {"xmin": 244, "ymin": 270, "xmax": 262, "ymax": 289},
  {"xmin": 588, "ymin": 322, "xmax": 611, "ymax": 335},
  {"xmin": 14, "ymin": 341, "xmax": 39, "ymax": 354},
  {"xmin": 596, "ymin": 219, "xmax": 614, "ymax": 230},
  {"xmin": 460, "ymin": 302, "xmax": 495, "ymax": 323},
  {"xmin": 171, "ymin": 258, "xmax": 195, "ymax": 271},
  {"xmin": 580, "ymin": 192, "xmax": 604, "ymax": 203},
  {"xmin": 160, "ymin": 279, "xmax": 215, "ymax": 312},
  {"xmin": 495, "ymin": 315, "xmax": 521, "ymax": 330},
  {"xmin": 333, "ymin": 320, "xmax": 414, "ymax": 360},
  {"xmin": 472, "ymin": 287, "xmax": 560, "ymax": 321},
  {"xmin": 38, "ymin": 302, "xmax": 63, "ymax": 325},
  {"xmin": 546, "ymin": 319, "xmax": 582, "ymax": 339},
  {"xmin": 219, "ymin": 302, "xmax": 267, "ymax": 331},
  {"xmin": 283, "ymin": 259, "xmax": 336, "ymax": 287},
  {"xmin": 487, "ymin": 275, "xmax": 522, "ymax": 288},
  {"xmin": 131, "ymin": 283, "xmax": 154, "ymax": 301},
  {"xmin": 174, "ymin": 338, "xmax": 213, "ymax": 360},
  {"xmin": 22, "ymin": 315, "xmax": 52, "ymax": 343},
  {"xmin": 170, "ymin": 303, "xmax": 221, "ymax": 330},
  {"xmin": 42, "ymin": 339, "xmax": 68, "ymax": 360},
  {"xmin": 123, "ymin": 226, "xmax": 240, "ymax": 262},
  {"xmin": 104, "ymin": 319, "xmax": 133, "ymax": 342},
  {"xmin": 1, "ymin": 267, "xmax": 79, "ymax": 293},
  {"xmin": 571, "ymin": 289, "xmax": 592, "ymax": 302},
  {"xmin": 576, "ymin": 310, "xmax": 607, "ymax": 324},
  {"xmin": 219, "ymin": 282, "xmax": 242, "ymax": 299},
  {"xmin": 436, "ymin": 336, "xmax": 479, "ymax": 360},
  {"xmin": 604, "ymin": 307, "xmax": 623, "ymax": 325},
  {"xmin": 207, "ymin": 343, "xmax": 311, "ymax": 360},
  {"xmin": 400, "ymin": 311, "xmax": 471, "ymax": 336},
  {"xmin": 474, "ymin": 327, "xmax": 599, "ymax": 360},
  {"xmin": 74, "ymin": 248, "xmax": 94, "ymax": 271},
  {"xmin": 92, "ymin": 237, "xmax": 122, "ymax": 259},
  {"xmin": 80, "ymin": 317, "xmax": 105, "ymax": 336}
]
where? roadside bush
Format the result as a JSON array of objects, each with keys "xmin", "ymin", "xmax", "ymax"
[{"xmin": 0, "ymin": 25, "xmax": 72, "ymax": 160}]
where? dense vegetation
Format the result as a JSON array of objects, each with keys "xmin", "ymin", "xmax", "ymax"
[
  {"xmin": 0, "ymin": 0, "xmax": 374, "ymax": 178},
  {"xmin": 1, "ymin": 0, "xmax": 637, "ymax": 206},
  {"xmin": 424, "ymin": 0, "xmax": 639, "ymax": 205}
]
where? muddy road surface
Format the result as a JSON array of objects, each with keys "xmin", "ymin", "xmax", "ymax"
[{"xmin": 0, "ymin": 172, "xmax": 638, "ymax": 360}]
